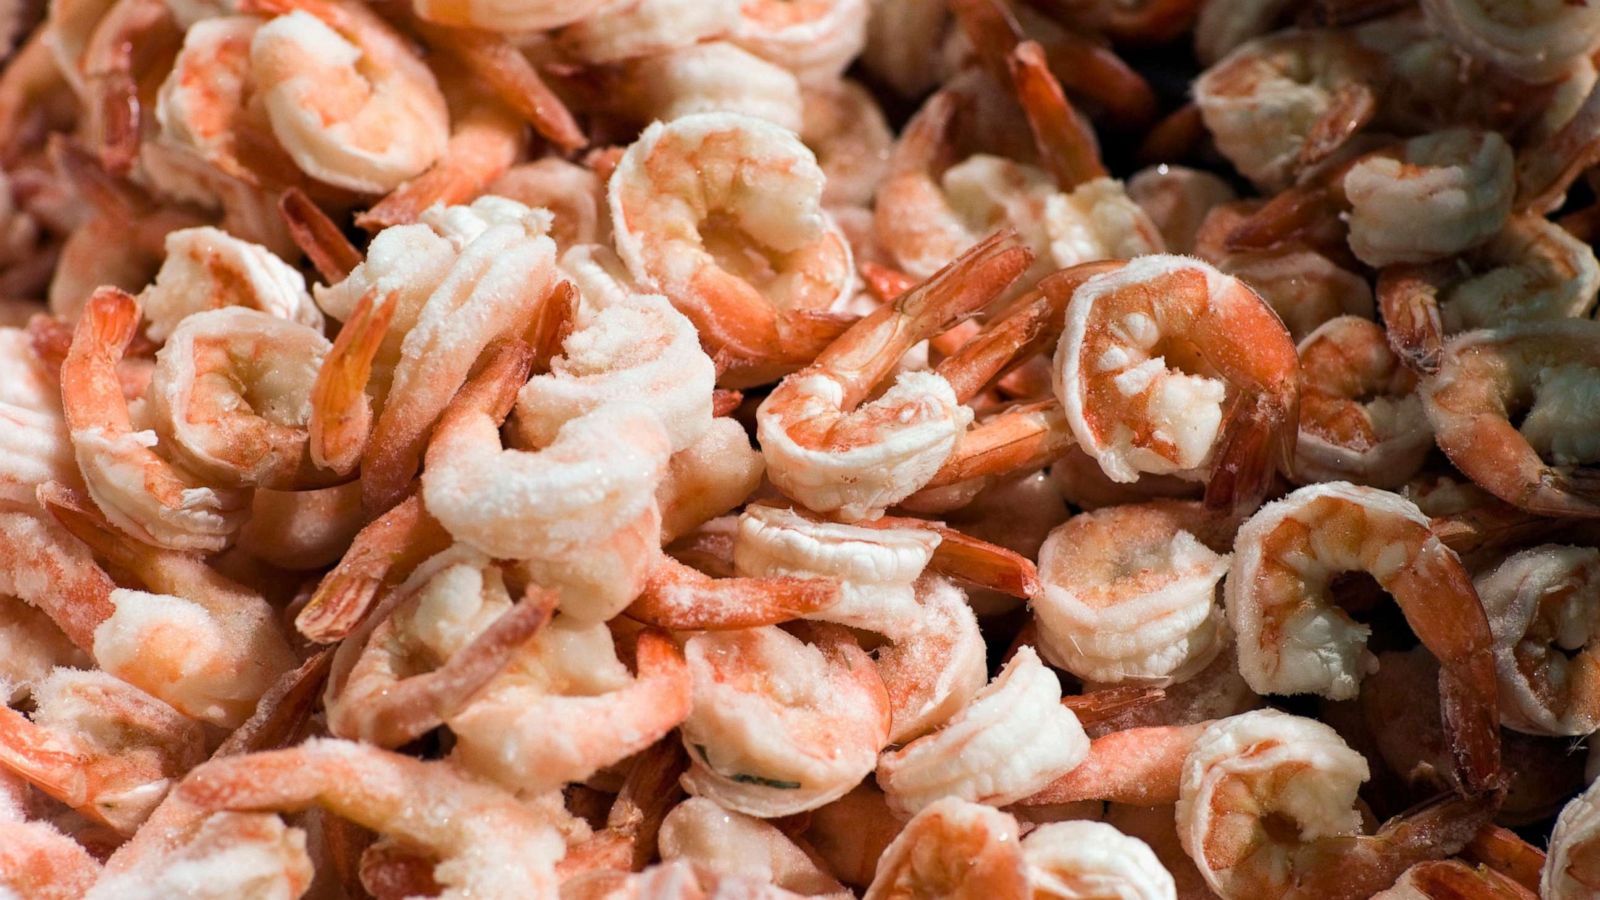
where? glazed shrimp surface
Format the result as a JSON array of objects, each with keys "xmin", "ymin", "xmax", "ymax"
[
  {"xmin": 657, "ymin": 797, "xmax": 851, "ymax": 898},
  {"xmin": 1474, "ymin": 544, "xmax": 1600, "ymax": 737},
  {"xmin": 1292, "ymin": 315, "xmax": 1432, "ymax": 488},
  {"xmin": 1053, "ymin": 254, "xmax": 1298, "ymax": 511},
  {"xmin": 247, "ymin": 0, "xmax": 449, "ymax": 193},
  {"xmin": 1034, "ymin": 501, "xmax": 1229, "ymax": 685},
  {"xmin": 1224, "ymin": 482, "xmax": 1501, "ymax": 791},
  {"xmin": 680, "ymin": 623, "xmax": 890, "ymax": 817},
  {"xmin": 608, "ymin": 112, "xmax": 856, "ymax": 387}
]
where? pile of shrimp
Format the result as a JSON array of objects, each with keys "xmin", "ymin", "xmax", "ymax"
[{"xmin": 11, "ymin": 0, "xmax": 1600, "ymax": 895}]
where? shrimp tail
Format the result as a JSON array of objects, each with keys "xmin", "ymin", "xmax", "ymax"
[
  {"xmin": 925, "ymin": 523, "xmax": 1042, "ymax": 600},
  {"xmin": 1465, "ymin": 825, "xmax": 1547, "ymax": 894},
  {"xmin": 79, "ymin": 286, "xmax": 142, "ymax": 359},
  {"xmin": 1204, "ymin": 393, "xmax": 1292, "ymax": 515},
  {"xmin": 626, "ymin": 557, "xmax": 843, "ymax": 630},
  {"xmin": 1010, "ymin": 41, "xmax": 1107, "ymax": 191},
  {"xmin": 1517, "ymin": 75, "xmax": 1600, "ymax": 215},
  {"xmin": 1528, "ymin": 466, "xmax": 1600, "ymax": 518},
  {"xmin": 1224, "ymin": 181, "xmax": 1343, "ymax": 252},
  {"xmin": 296, "ymin": 495, "xmax": 453, "ymax": 643},
  {"xmin": 1376, "ymin": 263, "xmax": 1447, "ymax": 376},
  {"xmin": 1297, "ymin": 82, "xmax": 1376, "ymax": 172},
  {"xmin": 310, "ymin": 287, "xmax": 395, "ymax": 476},
  {"xmin": 280, "ymin": 188, "xmax": 363, "ymax": 284},
  {"xmin": 923, "ymin": 400, "xmax": 1075, "ymax": 489},
  {"xmin": 1059, "ymin": 684, "xmax": 1166, "ymax": 726},
  {"xmin": 1349, "ymin": 791, "xmax": 1500, "ymax": 893}
]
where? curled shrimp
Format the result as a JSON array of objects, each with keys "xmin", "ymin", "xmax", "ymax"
[
  {"xmin": 146, "ymin": 307, "xmax": 332, "ymax": 490},
  {"xmin": 1193, "ymin": 29, "xmax": 1384, "ymax": 189},
  {"xmin": 0, "ymin": 771, "xmax": 102, "ymax": 900},
  {"xmin": 245, "ymin": 0, "xmax": 449, "ymax": 193},
  {"xmin": 1546, "ymin": 779, "xmax": 1600, "ymax": 900},
  {"xmin": 729, "ymin": 0, "xmax": 868, "ymax": 84},
  {"xmin": 0, "ymin": 668, "xmax": 204, "ymax": 834},
  {"xmin": 862, "ymin": 797, "xmax": 1028, "ymax": 899},
  {"xmin": 1292, "ymin": 316, "xmax": 1432, "ymax": 488},
  {"xmin": 61, "ymin": 287, "xmax": 251, "ymax": 552},
  {"xmin": 140, "ymin": 226, "xmax": 323, "ymax": 342},
  {"xmin": 1225, "ymin": 482, "xmax": 1501, "ymax": 792},
  {"xmin": 1474, "ymin": 544, "xmax": 1600, "ymax": 737},
  {"xmin": 86, "ymin": 810, "xmax": 315, "ymax": 900},
  {"xmin": 1053, "ymin": 254, "xmax": 1299, "ymax": 513},
  {"xmin": 1210, "ymin": 245, "xmax": 1374, "ymax": 342},
  {"xmin": 755, "ymin": 232, "xmax": 1029, "ymax": 520},
  {"xmin": 1178, "ymin": 709, "xmax": 1493, "ymax": 900},
  {"xmin": 1377, "ymin": 215, "xmax": 1600, "ymax": 375},
  {"xmin": 489, "ymin": 160, "xmax": 608, "ymax": 249},
  {"xmin": 178, "ymin": 738, "xmax": 569, "ymax": 898},
  {"xmin": 658, "ymin": 797, "xmax": 852, "ymax": 897},
  {"xmin": 876, "ymin": 645, "xmax": 1088, "ymax": 816},
  {"xmin": 680, "ymin": 622, "xmax": 890, "ymax": 817},
  {"xmin": 1126, "ymin": 163, "xmax": 1237, "ymax": 254},
  {"xmin": 554, "ymin": 0, "xmax": 739, "ymax": 65},
  {"xmin": 1034, "ymin": 501, "xmax": 1230, "ymax": 685},
  {"xmin": 1419, "ymin": 321, "xmax": 1600, "ymax": 517},
  {"xmin": 800, "ymin": 78, "xmax": 892, "ymax": 209},
  {"xmin": 1022, "ymin": 820, "xmax": 1177, "ymax": 900},
  {"xmin": 654, "ymin": 417, "xmax": 765, "ymax": 545},
  {"xmin": 595, "ymin": 40, "xmax": 804, "ymax": 134},
  {"xmin": 1420, "ymin": 0, "xmax": 1600, "ymax": 84},
  {"xmin": 608, "ymin": 112, "xmax": 856, "ymax": 387}
]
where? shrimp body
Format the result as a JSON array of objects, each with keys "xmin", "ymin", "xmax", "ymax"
[
  {"xmin": 730, "ymin": 0, "xmax": 869, "ymax": 84},
  {"xmin": 659, "ymin": 797, "xmax": 852, "ymax": 897},
  {"xmin": 801, "ymin": 79, "xmax": 892, "ymax": 209},
  {"xmin": 1546, "ymin": 779, "xmax": 1600, "ymax": 900},
  {"xmin": 1023, "ymin": 820, "xmax": 1177, "ymax": 900},
  {"xmin": 1225, "ymin": 482, "xmax": 1500, "ymax": 790},
  {"xmin": 873, "ymin": 575, "xmax": 987, "ymax": 744},
  {"xmin": 1054, "ymin": 255, "xmax": 1298, "ymax": 510},
  {"xmin": 1127, "ymin": 164, "xmax": 1237, "ymax": 255},
  {"xmin": 140, "ymin": 227, "xmax": 323, "ymax": 342},
  {"xmin": 862, "ymin": 797, "xmax": 1028, "ymax": 900},
  {"xmin": 609, "ymin": 112, "xmax": 855, "ymax": 386},
  {"xmin": 1475, "ymin": 545, "xmax": 1600, "ymax": 737},
  {"xmin": 681, "ymin": 623, "xmax": 890, "ymax": 817},
  {"xmin": 1034, "ymin": 502, "xmax": 1229, "ymax": 685},
  {"xmin": 555, "ymin": 0, "xmax": 741, "ymax": 65},
  {"xmin": 147, "ymin": 307, "xmax": 331, "ymax": 490},
  {"xmin": 249, "ymin": 0, "xmax": 449, "ymax": 193},
  {"xmin": 877, "ymin": 646, "xmax": 1088, "ymax": 816},
  {"xmin": 1292, "ymin": 316, "xmax": 1431, "ymax": 488},
  {"xmin": 1421, "ymin": 0, "xmax": 1600, "ymax": 84}
]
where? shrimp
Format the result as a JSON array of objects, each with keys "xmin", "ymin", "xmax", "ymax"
[
  {"xmin": 1193, "ymin": 30, "xmax": 1384, "ymax": 189},
  {"xmin": 1034, "ymin": 501, "xmax": 1230, "ymax": 685},
  {"xmin": 0, "ymin": 595, "xmax": 89, "ymax": 704},
  {"xmin": 1127, "ymin": 164, "xmax": 1237, "ymax": 255},
  {"xmin": 145, "ymin": 307, "xmax": 333, "ymax": 490},
  {"xmin": 1053, "ymin": 255, "xmax": 1299, "ymax": 513},
  {"xmin": 0, "ymin": 397, "xmax": 76, "ymax": 512},
  {"xmin": 872, "ymin": 575, "xmax": 988, "ymax": 743},
  {"xmin": 553, "ymin": 0, "xmax": 740, "ymax": 65},
  {"xmin": 0, "ymin": 668, "xmax": 204, "ymax": 834},
  {"xmin": 655, "ymin": 417, "xmax": 765, "ymax": 545},
  {"xmin": 85, "ymin": 810, "xmax": 315, "ymax": 900},
  {"xmin": 1372, "ymin": 859, "xmax": 1536, "ymax": 899},
  {"xmin": 411, "ymin": 0, "xmax": 612, "ymax": 31},
  {"xmin": 1022, "ymin": 820, "xmax": 1177, "ymax": 900},
  {"xmin": 244, "ymin": 0, "xmax": 449, "ymax": 193},
  {"xmin": 862, "ymin": 797, "xmax": 1028, "ymax": 900},
  {"xmin": 877, "ymin": 646, "xmax": 1088, "ymax": 816},
  {"xmin": 1292, "ymin": 316, "xmax": 1432, "ymax": 488},
  {"xmin": 489, "ymin": 159, "xmax": 608, "ymax": 250},
  {"xmin": 60, "ymin": 287, "xmax": 251, "ymax": 552},
  {"xmin": 177, "ymin": 738, "xmax": 569, "ymax": 898},
  {"xmin": 323, "ymin": 546, "xmax": 557, "ymax": 748},
  {"xmin": 234, "ymin": 481, "xmax": 365, "ymax": 571},
  {"xmin": 1474, "ymin": 545, "xmax": 1600, "ymax": 737},
  {"xmin": 449, "ymin": 623, "xmax": 691, "ymax": 795},
  {"xmin": 608, "ymin": 112, "xmax": 857, "ymax": 387},
  {"xmin": 592, "ymin": 40, "xmax": 803, "ymax": 134},
  {"xmin": 1377, "ymin": 216, "xmax": 1600, "ymax": 375},
  {"xmin": 0, "ymin": 771, "xmax": 102, "ymax": 900},
  {"xmin": 1342, "ymin": 129, "xmax": 1514, "ymax": 268},
  {"xmin": 1546, "ymin": 779, "xmax": 1600, "ymax": 899},
  {"xmin": 1419, "ymin": 321, "xmax": 1600, "ymax": 517},
  {"xmin": 658, "ymin": 797, "xmax": 851, "ymax": 897},
  {"xmin": 755, "ymin": 232, "xmax": 1030, "ymax": 520},
  {"xmin": 1211, "ymin": 247, "xmax": 1374, "ymax": 342},
  {"xmin": 1224, "ymin": 482, "xmax": 1501, "ymax": 793},
  {"xmin": 800, "ymin": 78, "xmax": 892, "ymax": 209},
  {"xmin": 1420, "ymin": 0, "xmax": 1600, "ymax": 84},
  {"xmin": 680, "ymin": 623, "xmax": 890, "ymax": 817},
  {"xmin": 139, "ymin": 226, "xmax": 324, "ymax": 342},
  {"xmin": 729, "ymin": 0, "xmax": 868, "ymax": 84},
  {"xmin": 1178, "ymin": 709, "xmax": 1494, "ymax": 900}
]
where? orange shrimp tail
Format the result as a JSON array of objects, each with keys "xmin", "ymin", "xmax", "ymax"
[
  {"xmin": 280, "ymin": 188, "xmax": 363, "ymax": 284},
  {"xmin": 1517, "ymin": 77, "xmax": 1600, "ymax": 215},
  {"xmin": 1011, "ymin": 41, "xmax": 1108, "ymax": 190},
  {"xmin": 627, "ymin": 557, "xmax": 842, "ymax": 631},
  {"xmin": 296, "ymin": 495, "xmax": 452, "ymax": 643},
  {"xmin": 1060, "ymin": 684, "xmax": 1166, "ymax": 727},
  {"xmin": 414, "ymin": 22, "xmax": 587, "ymax": 154},
  {"xmin": 524, "ymin": 280, "xmax": 578, "ymax": 372},
  {"xmin": 1204, "ymin": 392, "xmax": 1295, "ymax": 517},
  {"xmin": 310, "ymin": 287, "xmax": 395, "ymax": 475},
  {"xmin": 359, "ymin": 843, "xmax": 442, "ymax": 899},
  {"xmin": 1376, "ymin": 264, "xmax": 1447, "ymax": 376},
  {"xmin": 923, "ymin": 400, "xmax": 1075, "ymax": 489},
  {"xmin": 1465, "ymin": 825, "xmax": 1547, "ymax": 894}
]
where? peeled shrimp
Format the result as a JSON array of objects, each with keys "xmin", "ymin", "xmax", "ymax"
[
  {"xmin": 1225, "ymin": 482, "xmax": 1501, "ymax": 792},
  {"xmin": 0, "ymin": 770, "xmax": 102, "ymax": 900},
  {"xmin": 1546, "ymin": 778, "xmax": 1600, "ymax": 900},
  {"xmin": 1126, "ymin": 164, "xmax": 1237, "ymax": 255},
  {"xmin": 1421, "ymin": 0, "xmax": 1600, "ymax": 84},
  {"xmin": 680, "ymin": 623, "xmax": 890, "ymax": 817},
  {"xmin": 801, "ymin": 78, "xmax": 892, "ymax": 209},
  {"xmin": 247, "ymin": 0, "xmax": 449, "ymax": 193},
  {"xmin": 1034, "ymin": 501, "xmax": 1229, "ymax": 685},
  {"xmin": 658, "ymin": 797, "xmax": 851, "ymax": 898},
  {"xmin": 876, "ymin": 645, "xmax": 1088, "ymax": 816},
  {"xmin": 554, "ymin": 0, "xmax": 740, "ymax": 66},
  {"xmin": 1475, "ymin": 545, "xmax": 1600, "ymax": 737},
  {"xmin": 1022, "ymin": 819, "xmax": 1177, "ymax": 900},
  {"xmin": 0, "ymin": 595, "xmax": 88, "ymax": 703},
  {"xmin": 609, "ymin": 112, "xmax": 856, "ymax": 387},
  {"xmin": 1292, "ymin": 316, "xmax": 1432, "ymax": 488},
  {"xmin": 140, "ymin": 227, "xmax": 323, "ymax": 342},
  {"xmin": 729, "ymin": 0, "xmax": 867, "ymax": 84},
  {"xmin": 862, "ymin": 797, "xmax": 1028, "ymax": 900}
]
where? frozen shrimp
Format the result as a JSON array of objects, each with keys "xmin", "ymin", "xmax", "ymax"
[
  {"xmin": 1225, "ymin": 482, "xmax": 1501, "ymax": 792},
  {"xmin": 801, "ymin": 78, "xmax": 892, "ymax": 209},
  {"xmin": 179, "ymin": 738, "xmax": 568, "ymax": 898},
  {"xmin": 1194, "ymin": 30, "xmax": 1384, "ymax": 189},
  {"xmin": 1372, "ymin": 859, "xmax": 1534, "ymax": 899},
  {"xmin": 608, "ymin": 112, "xmax": 856, "ymax": 387},
  {"xmin": 449, "ymin": 623, "xmax": 691, "ymax": 794},
  {"xmin": 139, "ymin": 227, "xmax": 323, "ymax": 342},
  {"xmin": 1377, "ymin": 216, "xmax": 1600, "ymax": 375},
  {"xmin": 0, "ymin": 770, "xmax": 102, "ymax": 900},
  {"xmin": 756, "ymin": 232, "xmax": 1029, "ymax": 519},
  {"xmin": 877, "ymin": 646, "xmax": 1088, "ymax": 815},
  {"xmin": 1212, "ymin": 247, "xmax": 1374, "ymax": 341},
  {"xmin": 680, "ymin": 623, "xmax": 890, "ymax": 817},
  {"xmin": 61, "ymin": 287, "xmax": 250, "ymax": 552},
  {"xmin": 654, "ymin": 417, "xmax": 765, "ymax": 545},
  {"xmin": 0, "ymin": 398, "xmax": 75, "ymax": 511},
  {"xmin": 489, "ymin": 159, "xmax": 608, "ymax": 249},
  {"xmin": 658, "ymin": 797, "xmax": 851, "ymax": 897},
  {"xmin": 146, "ymin": 307, "xmax": 332, "ymax": 490},
  {"xmin": 1022, "ymin": 820, "xmax": 1177, "ymax": 900},
  {"xmin": 1126, "ymin": 164, "xmax": 1236, "ymax": 254},
  {"xmin": 1292, "ymin": 316, "xmax": 1432, "ymax": 488},
  {"xmin": 1546, "ymin": 779, "xmax": 1600, "ymax": 899},
  {"xmin": 862, "ymin": 797, "xmax": 1028, "ymax": 900},
  {"xmin": 234, "ymin": 481, "xmax": 364, "ymax": 571},
  {"xmin": 1034, "ymin": 501, "xmax": 1230, "ymax": 685},
  {"xmin": 1018, "ymin": 721, "xmax": 1207, "ymax": 809},
  {"xmin": 1474, "ymin": 545, "xmax": 1600, "ymax": 737},
  {"xmin": 1420, "ymin": 321, "xmax": 1600, "ymax": 517},
  {"xmin": 0, "ymin": 595, "xmax": 88, "ymax": 703},
  {"xmin": 0, "ymin": 667, "xmax": 204, "ymax": 834},
  {"xmin": 85, "ymin": 810, "xmax": 315, "ymax": 900},
  {"xmin": 1421, "ymin": 0, "xmax": 1600, "ymax": 84},
  {"xmin": 871, "ymin": 575, "xmax": 988, "ymax": 743},
  {"xmin": 1178, "ymin": 710, "xmax": 1493, "ymax": 900},
  {"xmin": 246, "ymin": 0, "xmax": 449, "ymax": 193},
  {"xmin": 1053, "ymin": 255, "xmax": 1299, "ymax": 513},
  {"xmin": 730, "ymin": 0, "xmax": 867, "ymax": 84}
]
